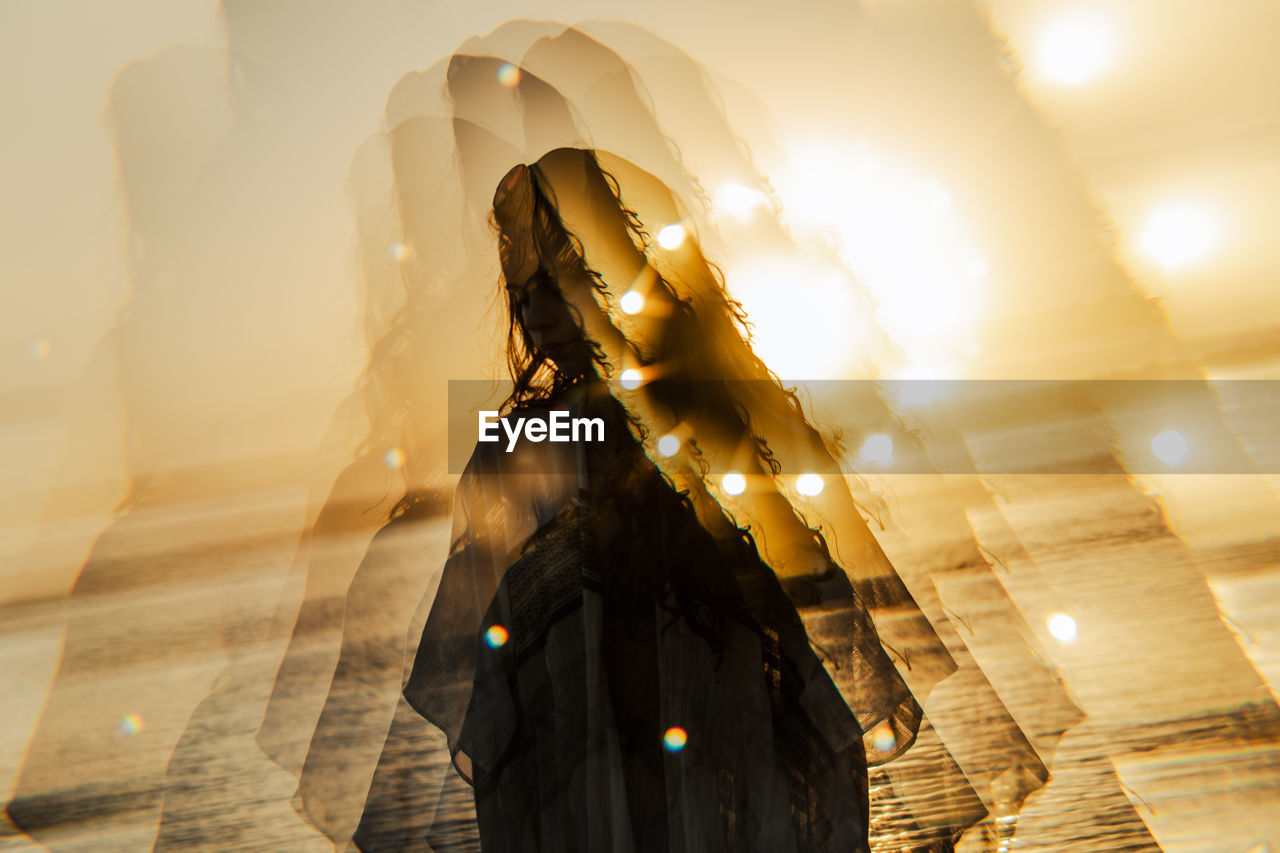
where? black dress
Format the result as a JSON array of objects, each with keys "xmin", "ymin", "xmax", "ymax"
[{"xmin": 396, "ymin": 386, "xmax": 925, "ymax": 851}]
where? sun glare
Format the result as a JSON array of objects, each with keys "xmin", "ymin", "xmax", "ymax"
[
  {"xmin": 724, "ymin": 255, "xmax": 861, "ymax": 378},
  {"xmin": 774, "ymin": 144, "xmax": 987, "ymax": 367}
]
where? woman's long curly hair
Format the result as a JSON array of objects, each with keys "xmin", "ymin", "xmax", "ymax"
[{"xmin": 490, "ymin": 148, "xmax": 846, "ymax": 650}]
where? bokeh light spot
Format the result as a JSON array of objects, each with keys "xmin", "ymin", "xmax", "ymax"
[
  {"xmin": 1036, "ymin": 11, "xmax": 1116, "ymax": 85},
  {"xmin": 712, "ymin": 182, "xmax": 769, "ymax": 224},
  {"xmin": 620, "ymin": 369, "xmax": 643, "ymax": 390},
  {"xmin": 497, "ymin": 63, "xmax": 521, "ymax": 88},
  {"xmin": 118, "ymin": 714, "xmax": 144, "ymax": 736},
  {"xmin": 485, "ymin": 625, "xmax": 509, "ymax": 648},
  {"xmin": 657, "ymin": 433, "xmax": 681, "ymax": 457},
  {"xmin": 663, "ymin": 726, "xmax": 688, "ymax": 752},
  {"xmin": 1048, "ymin": 613, "xmax": 1078, "ymax": 643},
  {"xmin": 384, "ymin": 448, "xmax": 405, "ymax": 469},
  {"xmin": 872, "ymin": 721, "xmax": 896, "ymax": 753},
  {"xmin": 657, "ymin": 224, "xmax": 686, "ymax": 250},
  {"xmin": 722, "ymin": 472, "xmax": 746, "ymax": 495},
  {"xmin": 1138, "ymin": 203, "xmax": 1223, "ymax": 271},
  {"xmin": 859, "ymin": 434, "xmax": 894, "ymax": 466},
  {"xmin": 620, "ymin": 290, "xmax": 645, "ymax": 314},
  {"xmin": 796, "ymin": 472, "xmax": 824, "ymax": 496},
  {"xmin": 390, "ymin": 242, "xmax": 410, "ymax": 262},
  {"xmin": 1150, "ymin": 429, "xmax": 1188, "ymax": 466}
]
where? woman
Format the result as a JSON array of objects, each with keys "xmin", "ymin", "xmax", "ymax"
[{"xmin": 400, "ymin": 148, "xmax": 949, "ymax": 852}]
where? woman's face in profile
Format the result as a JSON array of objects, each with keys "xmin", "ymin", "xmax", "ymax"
[{"xmin": 509, "ymin": 264, "xmax": 595, "ymax": 378}]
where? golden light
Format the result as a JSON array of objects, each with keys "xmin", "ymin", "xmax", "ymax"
[
  {"xmin": 657, "ymin": 433, "xmax": 681, "ymax": 457},
  {"xmin": 1151, "ymin": 429, "xmax": 1188, "ymax": 466},
  {"xmin": 620, "ymin": 368, "xmax": 643, "ymax": 390},
  {"xmin": 1138, "ymin": 203, "xmax": 1223, "ymax": 271},
  {"xmin": 774, "ymin": 143, "xmax": 987, "ymax": 366},
  {"xmin": 1048, "ymin": 612, "xmax": 1078, "ymax": 643},
  {"xmin": 724, "ymin": 254, "xmax": 861, "ymax": 378},
  {"xmin": 657, "ymin": 223, "xmax": 686, "ymax": 250},
  {"xmin": 712, "ymin": 182, "xmax": 770, "ymax": 225},
  {"xmin": 620, "ymin": 290, "xmax": 645, "ymax": 314},
  {"xmin": 721, "ymin": 471, "xmax": 746, "ymax": 495},
  {"xmin": 858, "ymin": 433, "xmax": 894, "ymax": 466},
  {"xmin": 1034, "ymin": 11, "xmax": 1116, "ymax": 86},
  {"xmin": 796, "ymin": 472, "xmax": 825, "ymax": 496},
  {"xmin": 389, "ymin": 242, "xmax": 410, "ymax": 262}
]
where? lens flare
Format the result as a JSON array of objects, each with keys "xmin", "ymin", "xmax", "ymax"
[
  {"xmin": 620, "ymin": 290, "xmax": 645, "ymax": 314},
  {"xmin": 27, "ymin": 339, "xmax": 51, "ymax": 359},
  {"xmin": 796, "ymin": 472, "xmax": 824, "ymax": 496},
  {"xmin": 858, "ymin": 434, "xmax": 893, "ymax": 466},
  {"xmin": 657, "ymin": 433, "xmax": 681, "ymax": 457},
  {"xmin": 663, "ymin": 726, "xmax": 688, "ymax": 752},
  {"xmin": 1150, "ymin": 429, "xmax": 1188, "ymax": 466},
  {"xmin": 118, "ymin": 714, "xmax": 144, "ymax": 736},
  {"xmin": 872, "ymin": 721, "xmax": 896, "ymax": 753},
  {"xmin": 384, "ymin": 448, "xmax": 405, "ymax": 469},
  {"xmin": 657, "ymin": 223, "xmax": 686, "ymax": 250},
  {"xmin": 390, "ymin": 242, "xmax": 410, "ymax": 262},
  {"xmin": 485, "ymin": 625, "xmax": 509, "ymax": 648},
  {"xmin": 620, "ymin": 369, "xmax": 643, "ymax": 390},
  {"xmin": 497, "ymin": 63, "xmax": 521, "ymax": 87},
  {"xmin": 721, "ymin": 472, "xmax": 746, "ymax": 495},
  {"xmin": 1048, "ymin": 613, "xmax": 1078, "ymax": 643}
]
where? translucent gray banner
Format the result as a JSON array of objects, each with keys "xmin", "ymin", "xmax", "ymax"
[{"xmin": 447, "ymin": 379, "xmax": 1280, "ymax": 475}]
